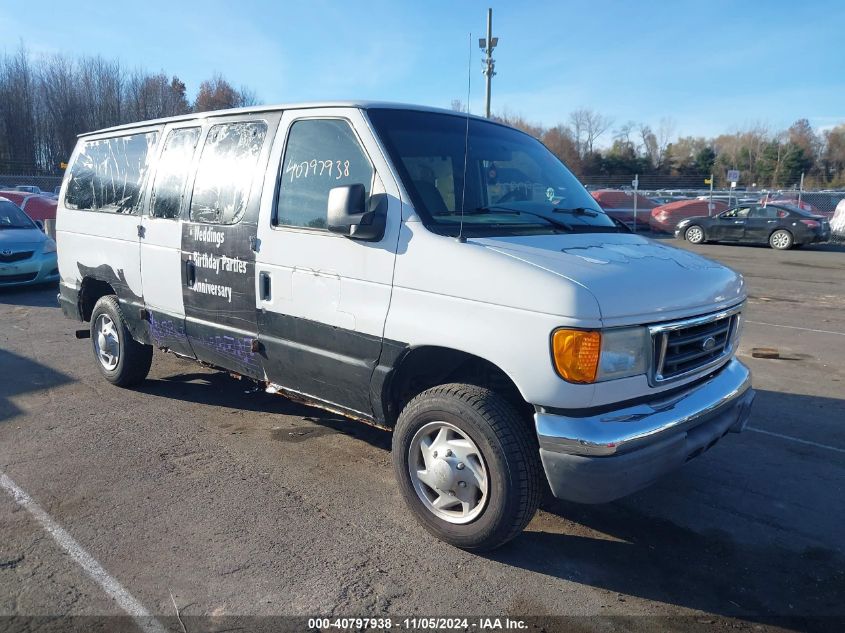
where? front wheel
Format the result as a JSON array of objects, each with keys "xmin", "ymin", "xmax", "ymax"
[
  {"xmin": 769, "ymin": 229, "xmax": 793, "ymax": 250},
  {"xmin": 685, "ymin": 225, "xmax": 706, "ymax": 244},
  {"xmin": 392, "ymin": 383, "xmax": 541, "ymax": 551},
  {"xmin": 90, "ymin": 295, "xmax": 153, "ymax": 386}
]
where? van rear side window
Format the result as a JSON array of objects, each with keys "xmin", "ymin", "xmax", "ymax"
[
  {"xmin": 190, "ymin": 121, "xmax": 267, "ymax": 225},
  {"xmin": 150, "ymin": 127, "xmax": 201, "ymax": 219},
  {"xmin": 64, "ymin": 132, "xmax": 159, "ymax": 214}
]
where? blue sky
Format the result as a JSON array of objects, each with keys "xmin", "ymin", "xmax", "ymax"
[{"xmin": 3, "ymin": 0, "xmax": 844, "ymax": 143}]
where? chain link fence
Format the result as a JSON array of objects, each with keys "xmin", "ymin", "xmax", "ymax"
[{"xmin": 0, "ymin": 174, "xmax": 63, "ymax": 195}]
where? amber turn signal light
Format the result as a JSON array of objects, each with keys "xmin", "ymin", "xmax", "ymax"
[{"xmin": 551, "ymin": 329, "xmax": 601, "ymax": 383}]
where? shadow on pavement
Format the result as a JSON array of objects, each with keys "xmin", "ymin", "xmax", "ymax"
[
  {"xmin": 136, "ymin": 369, "xmax": 392, "ymax": 449},
  {"xmin": 0, "ymin": 349, "xmax": 73, "ymax": 422},
  {"xmin": 488, "ymin": 388, "xmax": 845, "ymax": 627},
  {"xmin": 135, "ymin": 368, "xmax": 845, "ymax": 626},
  {"xmin": 0, "ymin": 283, "xmax": 59, "ymax": 308}
]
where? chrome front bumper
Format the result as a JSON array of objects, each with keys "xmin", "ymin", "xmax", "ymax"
[{"xmin": 535, "ymin": 358, "xmax": 754, "ymax": 503}]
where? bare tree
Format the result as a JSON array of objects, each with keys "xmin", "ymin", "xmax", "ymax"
[
  {"xmin": 0, "ymin": 46, "xmax": 38, "ymax": 172},
  {"xmin": 569, "ymin": 108, "xmax": 613, "ymax": 158},
  {"xmin": 613, "ymin": 121, "xmax": 638, "ymax": 153}
]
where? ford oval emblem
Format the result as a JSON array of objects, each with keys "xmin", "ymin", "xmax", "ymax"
[{"xmin": 702, "ymin": 336, "xmax": 717, "ymax": 351}]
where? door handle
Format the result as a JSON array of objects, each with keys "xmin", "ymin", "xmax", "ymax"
[
  {"xmin": 185, "ymin": 259, "xmax": 196, "ymax": 287},
  {"xmin": 259, "ymin": 271, "xmax": 271, "ymax": 301},
  {"xmin": 137, "ymin": 224, "xmax": 146, "ymax": 238}
]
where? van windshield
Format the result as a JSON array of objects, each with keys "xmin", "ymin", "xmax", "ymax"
[{"xmin": 367, "ymin": 108, "xmax": 620, "ymax": 237}]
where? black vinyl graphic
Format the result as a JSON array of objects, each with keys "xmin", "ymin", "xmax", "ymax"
[
  {"xmin": 179, "ymin": 115, "xmax": 279, "ymax": 379},
  {"xmin": 256, "ymin": 311, "xmax": 388, "ymax": 417},
  {"xmin": 76, "ymin": 262, "xmax": 149, "ymax": 343},
  {"xmin": 147, "ymin": 309, "xmax": 194, "ymax": 359},
  {"xmin": 180, "ymin": 217, "xmax": 262, "ymax": 379}
]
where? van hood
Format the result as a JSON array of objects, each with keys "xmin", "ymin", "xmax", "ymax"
[{"xmin": 472, "ymin": 232, "xmax": 745, "ymax": 324}]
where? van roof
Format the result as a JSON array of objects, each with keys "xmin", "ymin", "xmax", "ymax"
[{"xmin": 79, "ymin": 101, "xmax": 496, "ymax": 137}]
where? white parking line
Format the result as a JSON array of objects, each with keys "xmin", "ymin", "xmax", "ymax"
[
  {"xmin": 745, "ymin": 320, "xmax": 845, "ymax": 337},
  {"xmin": 0, "ymin": 473, "xmax": 167, "ymax": 633},
  {"xmin": 747, "ymin": 427, "xmax": 845, "ymax": 454}
]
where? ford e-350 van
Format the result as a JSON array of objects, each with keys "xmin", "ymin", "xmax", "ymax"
[{"xmin": 57, "ymin": 102, "xmax": 754, "ymax": 550}]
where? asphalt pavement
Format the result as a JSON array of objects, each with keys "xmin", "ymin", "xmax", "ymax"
[{"xmin": 1, "ymin": 237, "xmax": 844, "ymax": 633}]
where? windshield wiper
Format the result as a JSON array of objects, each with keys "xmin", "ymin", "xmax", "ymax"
[
  {"xmin": 553, "ymin": 206, "xmax": 599, "ymax": 217},
  {"xmin": 464, "ymin": 206, "xmax": 573, "ymax": 231}
]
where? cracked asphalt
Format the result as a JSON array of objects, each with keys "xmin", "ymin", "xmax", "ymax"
[{"xmin": 1, "ymin": 238, "xmax": 844, "ymax": 632}]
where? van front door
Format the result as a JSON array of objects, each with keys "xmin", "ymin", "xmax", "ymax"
[
  {"xmin": 140, "ymin": 125, "xmax": 201, "ymax": 358},
  {"xmin": 180, "ymin": 116, "xmax": 279, "ymax": 380},
  {"xmin": 255, "ymin": 109, "xmax": 401, "ymax": 419}
]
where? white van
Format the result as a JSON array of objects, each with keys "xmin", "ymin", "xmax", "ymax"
[{"xmin": 57, "ymin": 102, "xmax": 754, "ymax": 550}]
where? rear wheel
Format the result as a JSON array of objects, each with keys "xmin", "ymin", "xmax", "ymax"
[
  {"xmin": 90, "ymin": 295, "xmax": 152, "ymax": 386},
  {"xmin": 685, "ymin": 225, "xmax": 706, "ymax": 244},
  {"xmin": 769, "ymin": 229, "xmax": 793, "ymax": 250},
  {"xmin": 392, "ymin": 383, "xmax": 541, "ymax": 551}
]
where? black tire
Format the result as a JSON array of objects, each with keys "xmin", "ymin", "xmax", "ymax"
[
  {"xmin": 769, "ymin": 229, "xmax": 793, "ymax": 250},
  {"xmin": 392, "ymin": 383, "xmax": 541, "ymax": 551},
  {"xmin": 90, "ymin": 295, "xmax": 152, "ymax": 387},
  {"xmin": 685, "ymin": 224, "xmax": 706, "ymax": 244}
]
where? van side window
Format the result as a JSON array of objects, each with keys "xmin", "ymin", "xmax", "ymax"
[
  {"xmin": 150, "ymin": 127, "xmax": 201, "ymax": 219},
  {"xmin": 190, "ymin": 121, "xmax": 267, "ymax": 224},
  {"xmin": 275, "ymin": 119, "xmax": 373, "ymax": 229},
  {"xmin": 65, "ymin": 131, "xmax": 159, "ymax": 214}
]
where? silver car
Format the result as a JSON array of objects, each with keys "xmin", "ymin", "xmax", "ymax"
[{"xmin": 0, "ymin": 197, "xmax": 58, "ymax": 287}]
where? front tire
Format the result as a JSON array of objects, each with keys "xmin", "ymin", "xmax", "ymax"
[
  {"xmin": 685, "ymin": 225, "xmax": 706, "ymax": 244},
  {"xmin": 90, "ymin": 295, "xmax": 153, "ymax": 387},
  {"xmin": 769, "ymin": 229, "xmax": 793, "ymax": 250},
  {"xmin": 392, "ymin": 383, "xmax": 541, "ymax": 551}
]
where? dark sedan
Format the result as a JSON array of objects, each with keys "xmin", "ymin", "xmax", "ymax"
[{"xmin": 675, "ymin": 203, "xmax": 831, "ymax": 250}]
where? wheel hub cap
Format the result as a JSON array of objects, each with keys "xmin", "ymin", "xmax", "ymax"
[
  {"xmin": 430, "ymin": 458, "xmax": 454, "ymax": 490},
  {"xmin": 94, "ymin": 314, "xmax": 120, "ymax": 371},
  {"xmin": 408, "ymin": 421, "xmax": 489, "ymax": 524}
]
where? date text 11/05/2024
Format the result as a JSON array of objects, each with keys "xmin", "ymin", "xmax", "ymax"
[{"xmin": 307, "ymin": 617, "xmax": 528, "ymax": 630}]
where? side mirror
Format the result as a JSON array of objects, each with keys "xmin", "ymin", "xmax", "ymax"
[
  {"xmin": 327, "ymin": 184, "xmax": 385, "ymax": 241},
  {"xmin": 35, "ymin": 220, "xmax": 44, "ymax": 231}
]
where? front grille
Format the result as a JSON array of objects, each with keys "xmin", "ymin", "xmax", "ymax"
[
  {"xmin": 650, "ymin": 306, "xmax": 741, "ymax": 384},
  {"xmin": 0, "ymin": 272, "xmax": 38, "ymax": 284},
  {"xmin": 0, "ymin": 250, "xmax": 33, "ymax": 263}
]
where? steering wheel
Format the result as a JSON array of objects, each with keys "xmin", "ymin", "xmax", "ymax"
[{"xmin": 496, "ymin": 188, "xmax": 524, "ymax": 204}]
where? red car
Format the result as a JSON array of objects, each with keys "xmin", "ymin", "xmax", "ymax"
[
  {"xmin": 650, "ymin": 199, "xmax": 728, "ymax": 233},
  {"xmin": 590, "ymin": 189, "xmax": 655, "ymax": 230},
  {"xmin": 0, "ymin": 190, "xmax": 57, "ymax": 223}
]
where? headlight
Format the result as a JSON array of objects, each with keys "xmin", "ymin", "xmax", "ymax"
[
  {"xmin": 597, "ymin": 327, "xmax": 649, "ymax": 381},
  {"xmin": 551, "ymin": 326, "xmax": 648, "ymax": 383},
  {"xmin": 42, "ymin": 239, "xmax": 57, "ymax": 254}
]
